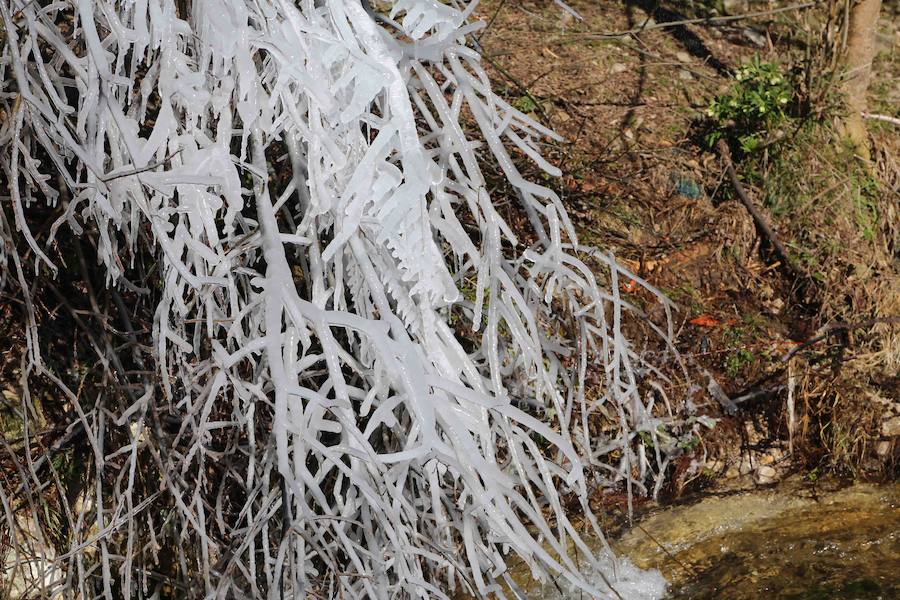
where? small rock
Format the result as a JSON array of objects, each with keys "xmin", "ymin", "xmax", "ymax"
[
  {"xmin": 0, "ymin": 515, "xmax": 65, "ymax": 599},
  {"xmin": 876, "ymin": 441, "xmax": 893, "ymax": 456},
  {"xmin": 742, "ymin": 27, "xmax": 767, "ymax": 48},
  {"xmin": 723, "ymin": 0, "xmax": 747, "ymax": 13},
  {"xmin": 759, "ymin": 449, "xmax": 784, "ymax": 466},
  {"xmin": 765, "ymin": 297, "xmax": 785, "ymax": 315},
  {"xmin": 675, "ymin": 51, "xmax": 691, "ymax": 63},
  {"xmin": 882, "ymin": 415, "xmax": 900, "ymax": 437},
  {"xmin": 679, "ymin": 69, "xmax": 693, "ymax": 81},
  {"xmin": 610, "ymin": 62, "xmax": 627, "ymax": 74},
  {"xmin": 756, "ymin": 465, "xmax": 777, "ymax": 485}
]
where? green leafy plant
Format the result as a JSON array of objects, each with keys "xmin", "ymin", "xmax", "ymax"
[
  {"xmin": 514, "ymin": 94, "xmax": 538, "ymax": 113},
  {"xmin": 677, "ymin": 435, "xmax": 701, "ymax": 451},
  {"xmin": 706, "ymin": 57, "xmax": 792, "ymax": 153},
  {"xmin": 724, "ymin": 348, "xmax": 755, "ymax": 377}
]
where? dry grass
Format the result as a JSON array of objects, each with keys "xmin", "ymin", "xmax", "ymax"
[{"xmin": 471, "ymin": 0, "xmax": 899, "ymax": 483}]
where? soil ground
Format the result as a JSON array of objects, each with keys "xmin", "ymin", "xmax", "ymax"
[{"xmin": 473, "ymin": 0, "xmax": 900, "ymax": 493}]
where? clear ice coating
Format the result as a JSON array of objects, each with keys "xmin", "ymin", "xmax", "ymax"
[{"xmin": 0, "ymin": 1, "xmax": 688, "ymax": 598}]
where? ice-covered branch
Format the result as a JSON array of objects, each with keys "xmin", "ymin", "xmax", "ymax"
[{"xmin": 0, "ymin": 1, "xmax": 687, "ymax": 598}]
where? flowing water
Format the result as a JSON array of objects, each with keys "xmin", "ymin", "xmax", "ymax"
[
  {"xmin": 617, "ymin": 482, "xmax": 900, "ymax": 599},
  {"xmin": 513, "ymin": 481, "xmax": 899, "ymax": 599}
]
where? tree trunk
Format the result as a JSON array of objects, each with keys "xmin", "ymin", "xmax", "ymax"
[{"xmin": 842, "ymin": 0, "xmax": 882, "ymax": 156}]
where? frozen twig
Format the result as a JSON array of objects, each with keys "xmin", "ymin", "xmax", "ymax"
[{"xmin": 0, "ymin": 1, "xmax": 687, "ymax": 598}]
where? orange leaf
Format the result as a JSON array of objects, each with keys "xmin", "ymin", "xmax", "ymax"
[
  {"xmin": 689, "ymin": 314, "xmax": 720, "ymax": 328},
  {"xmin": 623, "ymin": 279, "xmax": 638, "ymax": 293}
]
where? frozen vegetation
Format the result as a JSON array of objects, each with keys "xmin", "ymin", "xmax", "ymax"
[{"xmin": 0, "ymin": 0, "xmax": 689, "ymax": 597}]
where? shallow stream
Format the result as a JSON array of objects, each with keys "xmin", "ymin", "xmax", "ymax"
[
  {"xmin": 514, "ymin": 481, "xmax": 900, "ymax": 599},
  {"xmin": 617, "ymin": 482, "xmax": 900, "ymax": 599}
]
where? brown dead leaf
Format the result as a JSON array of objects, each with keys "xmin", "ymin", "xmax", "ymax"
[{"xmin": 689, "ymin": 314, "xmax": 720, "ymax": 327}]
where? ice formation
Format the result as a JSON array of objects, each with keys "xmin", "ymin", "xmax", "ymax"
[{"xmin": 0, "ymin": 0, "xmax": 684, "ymax": 597}]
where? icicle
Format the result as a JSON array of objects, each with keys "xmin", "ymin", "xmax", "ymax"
[{"xmin": 0, "ymin": 1, "xmax": 687, "ymax": 598}]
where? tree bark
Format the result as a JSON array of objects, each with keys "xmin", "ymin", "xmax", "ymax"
[{"xmin": 842, "ymin": 0, "xmax": 882, "ymax": 156}]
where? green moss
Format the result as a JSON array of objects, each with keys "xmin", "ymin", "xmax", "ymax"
[
  {"xmin": 724, "ymin": 348, "xmax": 755, "ymax": 378},
  {"xmin": 0, "ymin": 406, "xmax": 24, "ymax": 439},
  {"xmin": 513, "ymin": 95, "xmax": 537, "ymax": 114}
]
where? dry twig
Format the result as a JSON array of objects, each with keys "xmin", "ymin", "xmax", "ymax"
[
  {"xmin": 564, "ymin": 2, "xmax": 817, "ymax": 39},
  {"xmin": 716, "ymin": 139, "xmax": 799, "ymax": 277},
  {"xmin": 862, "ymin": 112, "xmax": 900, "ymax": 127},
  {"xmin": 781, "ymin": 317, "xmax": 900, "ymax": 362}
]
